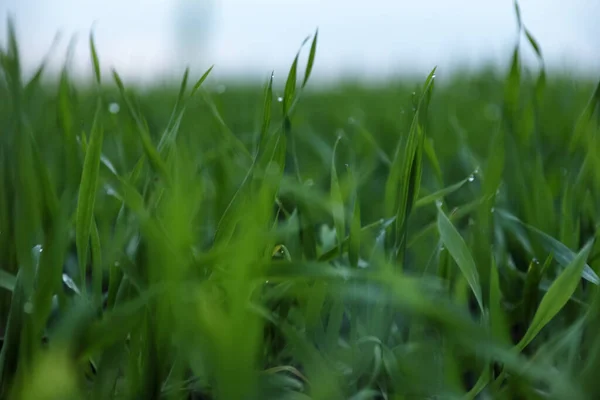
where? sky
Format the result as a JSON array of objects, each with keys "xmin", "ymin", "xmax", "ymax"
[{"xmin": 1, "ymin": 0, "xmax": 599, "ymax": 85}]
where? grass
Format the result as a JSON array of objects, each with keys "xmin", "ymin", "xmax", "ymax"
[{"xmin": 2, "ymin": 3, "xmax": 600, "ymax": 399}]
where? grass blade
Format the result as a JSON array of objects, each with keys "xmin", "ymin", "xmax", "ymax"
[
  {"xmin": 437, "ymin": 203, "xmax": 484, "ymax": 313},
  {"xmin": 283, "ymin": 54, "xmax": 298, "ymax": 117},
  {"xmin": 89, "ymin": 31, "xmax": 101, "ymax": 85},
  {"xmin": 517, "ymin": 239, "xmax": 594, "ymax": 351},
  {"xmin": 497, "ymin": 209, "xmax": 600, "ymax": 284},
  {"xmin": 302, "ymin": 29, "xmax": 318, "ymax": 89},
  {"xmin": 0, "ymin": 270, "xmax": 16, "ymax": 292},
  {"xmin": 76, "ymin": 100, "xmax": 104, "ymax": 290},
  {"xmin": 331, "ymin": 136, "xmax": 345, "ymax": 250},
  {"xmin": 189, "ymin": 65, "xmax": 214, "ymax": 99}
]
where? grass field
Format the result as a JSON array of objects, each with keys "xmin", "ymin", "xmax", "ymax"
[{"xmin": 2, "ymin": 3, "xmax": 600, "ymax": 399}]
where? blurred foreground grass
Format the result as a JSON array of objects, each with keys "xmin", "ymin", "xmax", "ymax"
[{"xmin": 1, "ymin": 4, "xmax": 600, "ymax": 399}]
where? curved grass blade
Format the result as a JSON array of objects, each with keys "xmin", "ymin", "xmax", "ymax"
[
  {"xmin": 76, "ymin": 100, "xmax": 104, "ymax": 291},
  {"xmin": 414, "ymin": 176, "xmax": 470, "ymax": 209},
  {"xmin": 437, "ymin": 203, "xmax": 484, "ymax": 313},
  {"xmin": 517, "ymin": 239, "xmax": 594, "ymax": 351},
  {"xmin": 189, "ymin": 65, "xmax": 214, "ymax": 99},
  {"xmin": 112, "ymin": 69, "xmax": 171, "ymax": 183},
  {"xmin": 283, "ymin": 53, "xmax": 298, "ymax": 117},
  {"xmin": 258, "ymin": 71, "xmax": 274, "ymax": 154},
  {"xmin": 497, "ymin": 209, "xmax": 600, "ymax": 284},
  {"xmin": 89, "ymin": 31, "xmax": 101, "ymax": 85},
  {"xmin": 302, "ymin": 29, "xmax": 318, "ymax": 89},
  {"xmin": 24, "ymin": 32, "xmax": 61, "ymax": 101}
]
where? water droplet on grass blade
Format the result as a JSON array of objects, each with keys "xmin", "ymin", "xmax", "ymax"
[
  {"xmin": 62, "ymin": 273, "xmax": 81, "ymax": 295},
  {"xmin": 277, "ymin": 96, "xmax": 283, "ymax": 102},
  {"xmin": 108, "ymin": 102, "xmax": 120, "ymax": 114},
  {"xmin": 216, "ymin": 84, "xmax": 226, "ymax": 94},
  {"xmin": 24, "ymin": 302, "xmax": 33, "ymax": 314},
  {"xmin": 468, "ymin": 174, "xmax": 475, "ymax": 182}
]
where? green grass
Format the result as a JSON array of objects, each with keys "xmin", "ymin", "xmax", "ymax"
[{"xmin": 2, "ymin": 3, "xmax": 600, "ymax": 399}]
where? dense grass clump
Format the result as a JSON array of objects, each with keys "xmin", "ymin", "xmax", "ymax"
[{"xmin": 2, "ymin": 5, "xmax": 600, "ymax": 399}]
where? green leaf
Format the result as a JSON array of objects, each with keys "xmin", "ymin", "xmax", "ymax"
[
  {"xmin": 414, "ymin": 176, "xmax": 470, "ymax": 209},
  {"xmin": 302, "ymin": 29, "xmax": 318, "ymax": 88},
  {"xmin": 437, "ymin": 204, "xmax": 484, "ymax": 313},
  {"xmin": 112, "ymin": 69, "xmax": 171, "ymax": 183},
  {"xmin": 0, "ymin": 271, "xmax": 26, "ymax": 396},
  {"xmin": 348, "ymin": 168, "xmax": 361, "ymax": 268},
  {"xmin": 517, "ymin": 239, "xmax": 594, "ymax": 351},
  {"xmin": 522, "ymin": 254, "xmax": 552, "ymax": 323},
  {"xmin": 330, "ymin": 136, "xmax": 345, "ymax": 250},
  {"xmin": 513, "ymin": 0, "xmax": 523, "ymax": 31},
  {"xmin": 497, "ymin": 209, "xmax": 600, "ymax": 284},
  {"xmin": 490, "ymin": 255, "xmax": 510, "ymax": 345},
  {"xmin": 91, "ymin": 218, "xmax": 103, "ymax": 305},
  {"xmin": 385, "ymin": 67, "xmax": 436, "ymax": 260},
  {"xmin": 0, "ymin": 270, "xmax": 16, "ymax": 292},
  {"xmin": 524, "ymin": 28, "xmax": 543, "ymax": 61},
  {"xmin": 258, "ymin": 72, "xmax": 274, "ymax": 154},
  {"xmin": 89, "ymin": 31, "xmax": 101, "ymax": 85},
  {"xmin": 283, "ymin": 54, "xmax": 298, "ymax": 116},
  {"xmin": 189, "ymin": 65, "xmax": 214, "ymax": 99},
  {"xmin": 24, "ymin": 32, "xmax": 61, "ymax": 102},
  {"xmin": 76, "ymin": 100, "xmax": 104, "ymax": 291}
]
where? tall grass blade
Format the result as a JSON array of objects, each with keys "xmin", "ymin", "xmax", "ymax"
[
  {"xmin": 517, "ymin": 239, "xmax": 594, "ymax": 351},
  {"xmin": 76, "ymin": 101, "xmax": 104, "ymax": 291}
]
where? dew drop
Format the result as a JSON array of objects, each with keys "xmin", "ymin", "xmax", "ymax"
[
  {"xmin": 62, "ymin": 273, "xmax": 81, "ymax": 295},
  {"xmin": 216, "ymin": 84, "xmax": 226, "ymax": 94},
  {"xmin": 490, "ymin": 207, "xmax": 495, "ymax": 213},
  {"xmin": 305, "ymin": 178, "xmax": 314, "ymax": 187},
  {"xmin": 532, "ymin": 258, "xmax": 539, "ymax": 265},
  {"xmin": 108, "ymin": 102, "xmax": 120, "ymax": 114},
  {"xmin": 24, "ymin": 302, "xmax": 33, "ymax": 314},
  {"xmin": 277, "ymin": 96, "xmax": 283, "ymax": 102},
  {"xmin": 468, "ymin": 174, "xmax": 475, "ymax": 182},
  {"xmin": 435, "ymin": 199, "xmax": 443, "ymax": 207}
]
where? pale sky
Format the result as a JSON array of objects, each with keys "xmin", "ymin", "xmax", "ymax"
[{"xmin": 1, "ymin": 0, "xmax": 599, "ymax": 84}]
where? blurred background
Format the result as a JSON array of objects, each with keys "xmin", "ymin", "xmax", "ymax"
[{"xmin": 0, "ymin": 0, "xmax": 599, "ymax": 85}]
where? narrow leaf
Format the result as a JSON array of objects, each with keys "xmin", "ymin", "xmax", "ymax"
[
  {"xmin": 517, "ymin": 239, "xmax": 594, "ymax": 351},
  {"xmin": 90, "ymin": 32, "xmax": 101, "ymax": 84},
  {"xmin": 302, "ymin": 29, "xmax": 318, "ymax": 88},
  {"xmin": 437, "ymin": 204, "xmax": 484, "ymax": 313},
  {"xmin": 76, "ymin": 100, "xmax": 104, "ymax": 290}
]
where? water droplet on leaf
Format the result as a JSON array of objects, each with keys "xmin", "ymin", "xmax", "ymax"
[{"xmin": 108, "ymin": 102, "xmax": 120, "ymax": 114}]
